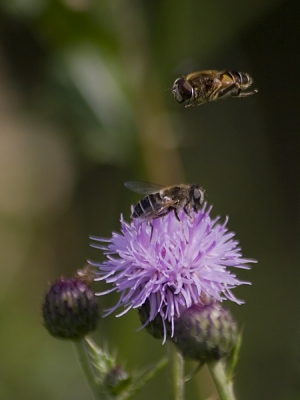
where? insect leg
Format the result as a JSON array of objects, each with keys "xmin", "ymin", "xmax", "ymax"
[
  {"xmin": 149, "ymin": 221, "xmax": 154, "ymax": 241},
  {"xmin": 149, "ymin": 209, "xmax": 171, "ymax": 240},
  {"xmin": 206, "ymin": 79, "xmax": 223, "ymax": 101},
  {"xmin": 219, "ymin": 83, "xmax": 239, "ymax": 98},
  {"xmin": 173, "ymin": 208, "xmax": 181, "ymax": 222},
  {"xmin": 172, "ymin": 208, "xmax": 189, "ymax": 243},
  {"xmin": 185, "ymin": 102, "xmax": 194, "ymax": 108},
  {"xmin": 233, "ymin": 89, "xmax": 258, "ymax": 98},
  {"xmin": 153, "ymin": 210, "xmax": 171, "ymax": 220},
  {"xmin": 183, "ymin": 204, "xmax": 193, "ymax": 221}
]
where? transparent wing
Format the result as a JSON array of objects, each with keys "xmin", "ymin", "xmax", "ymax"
[
  {"xmin": 124, "ymin": 181, "xmax": 164, "ymax": 195},
  {"xmin": 186, "ymin": 70, "xmax": 219, "ymax": 81}
]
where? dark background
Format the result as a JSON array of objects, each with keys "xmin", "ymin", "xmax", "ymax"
[{"xmin": 0, "ymin": 0, "xmax": 299, "ymax": 399}]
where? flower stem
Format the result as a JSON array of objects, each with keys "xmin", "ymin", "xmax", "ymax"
[
  {"xmin": 207, "ymin": 359, "xmax": 237, "ymax": 400},
  {"xmin": 73, "ymin": 338, "xmax": 107, "ymax": 400},
  {"xmin": 168, "ymin": 343, "xmax": 184, "ymax": 400}
]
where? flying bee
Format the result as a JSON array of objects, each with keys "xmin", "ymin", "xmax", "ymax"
[
  {"xmin": 171, "ymin": 70, "xmax": 258, "ymax": 107},
  {"xmin": 124, "ymin": 181, "xmax": 205, "ymax": 222}
]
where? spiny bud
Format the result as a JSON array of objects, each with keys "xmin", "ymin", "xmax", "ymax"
[
  {"xmin": 42, "ymin": 267, "xmax": 99, "ymax": 340},
  {"xmin": 172, "ymin": 301, "xmax": 238, "ymax": 362},
  {"xmin": 104, "ymin": 366, "xmax": 130, "ymax": 396},
  {"xmin": 138, "ymin": 301, "xmax": 172, "ymax": 341}
]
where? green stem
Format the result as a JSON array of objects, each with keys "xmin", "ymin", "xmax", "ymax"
[
  {"xmin": 73, "ymin": 339, "xmax": 107, "ymax": 400},
  {"xmin": 207, "ymin": 359, "xmax": 237, "ymax": 400},
  {"xmin": 168, "ymin": 343, "xmax": 184, "ymax": 400}
]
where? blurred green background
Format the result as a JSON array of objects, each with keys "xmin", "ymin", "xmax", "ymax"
[{"xmin": 0, "ymin": 0, "xmax": 299, "ymax": 399}]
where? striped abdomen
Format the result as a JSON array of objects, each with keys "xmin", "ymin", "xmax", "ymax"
[
  {"xmin": 227, "ymin": 71, "xmax": 253, "ymax": 89},
  {"xmin": 132, "ymin": 193, "xmax": 163, "ymax": 219}
]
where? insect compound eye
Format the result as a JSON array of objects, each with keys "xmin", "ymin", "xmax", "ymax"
[
  {"xmin": 193, "ymin": 188, "xmax": 201, "ymax": 199},
  {"xmin": 172, "ymin": 78, "xmax": 193, "ymax": 103},
  {"xmin": 189, "ymin": 185, "xmax": 200, "ymax": 205},
  {"xmin": 191, "ymin": 186, "xmax": 205, "ymax": 208}
]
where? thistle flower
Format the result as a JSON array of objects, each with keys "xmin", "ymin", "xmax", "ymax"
[{"xmin": 90, "ymin": 204, "xmax": 255, "ymax": 341}]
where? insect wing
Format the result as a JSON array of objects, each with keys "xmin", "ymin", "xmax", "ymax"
[
  {"xmin": 124, "ymin": 181, "xmax": 164, "ymax": 195},
  {"xmin": 185, "ymin": 70, "xmax": 218, "ymax": 83},
  {"xmin": 137, "ymin": 199, "xmax": 176, "ymax": 221}
]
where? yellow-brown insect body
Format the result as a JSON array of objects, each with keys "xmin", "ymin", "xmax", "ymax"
[
  {"xmin": 172, "ymin": 70, "xmax": 258, "ymax": 107},
  {"xmin": 75, "ymin": 265, "xmax": 95, "ymax": 287},
  {"xmin": 124, "ymin": 182, "xmax": 205, "ymax": 222}
]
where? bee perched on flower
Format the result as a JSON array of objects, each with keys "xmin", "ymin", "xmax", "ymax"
[{"xmin": 90, "ymin": 203, "xmax": 255, "ymax": 343}]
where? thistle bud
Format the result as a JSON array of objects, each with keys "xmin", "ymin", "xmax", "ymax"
[
  {"xmin": 104, "ymin": 366, "xmax": 130, "ymax": 396},
  {"xmin": 172, "ymin": 302, "xmax": 238, "ymax": 362},
  {"xmin": 42, "ymin": 270, "xmax": 99, "ymax": 340}
]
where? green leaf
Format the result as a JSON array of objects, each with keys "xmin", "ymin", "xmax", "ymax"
[{"xmin": 226, "ymin": 329, "xmax": 243, "ymax": 381}]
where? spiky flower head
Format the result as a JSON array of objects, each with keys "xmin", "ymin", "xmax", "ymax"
[
  {"xmin": 172, "ymin": 300, "xmax": 238, "ymax": 362},
  {"xmin": 42, "ymin": 267, "xmax": 99, "ymax": 340},
  {"xmin": 90, "ymin": 204, "xmax": 255, "ymax": 340},
  {"xmin": 104, "ymin": 366, "xmax": 130, "ymax": 396}
]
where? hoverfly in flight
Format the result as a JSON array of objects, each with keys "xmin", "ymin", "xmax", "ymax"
[{"xmin": 172, "ymin": 70, "xmax": 258, "ymax": 107}]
